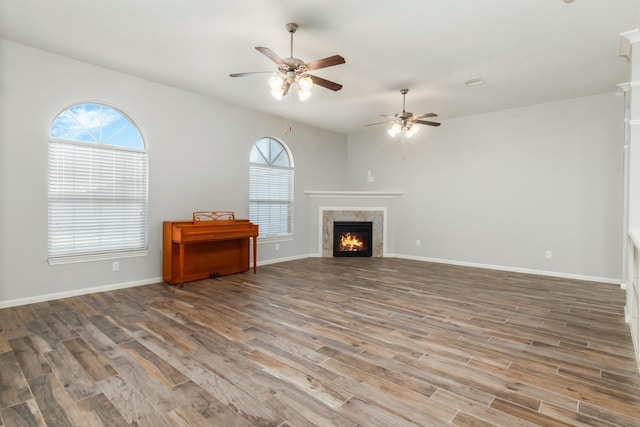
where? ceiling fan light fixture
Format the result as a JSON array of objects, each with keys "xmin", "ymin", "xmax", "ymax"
[
  {"xmin": 406, "ymin": 124, "xmax": 419, "ymax": 137},
  {"xmin": 298, "ymin": 86, "xmax": 312, "ymax": 101},
  {"xmin": 270, "ymin": 87, "xmax": 284, "ymax": 100},
  {"xmin": 298, "ymin": 75, "xmax": 313, "ymax": 91},
  {"xmin": 388, "ymin": 122, "xmax": 402, "ymax": 137},
  {"xmin": 297, "ymin": 75, "xmax": 313, "ymax": 101},
  {"xmin": 269, "ymin": 75, "xmax": 284, "ymax": 90},
  {"xmin": 269, "ymin": 74, "xmax": 313, "ymax": 101},
  {"xmin": 269, "ymin": 75, "xmax": 286, "ymax": 100}
]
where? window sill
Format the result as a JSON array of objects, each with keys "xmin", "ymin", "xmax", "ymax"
[
  {"xmin": 48, "ymin": 249, "xmax": 149, "ymax": 265},
  {"xmin": 258, "ymin": 236, "xmax": 293, "ymax": 245}
]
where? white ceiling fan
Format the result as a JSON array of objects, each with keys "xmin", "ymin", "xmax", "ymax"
[
  {"xmin": 230, "ymin": 23, "xmax": 345, "ymax": 101},
  {"xmin": 366, "ymin": 89, "xmax": 441, "ymax": 137}
]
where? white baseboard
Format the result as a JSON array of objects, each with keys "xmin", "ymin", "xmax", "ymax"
[
  {"xmin": 288, "ymin": 252, "xmax": 621, "ymax": 284},
  {"xmin": 386, "ymin": 253, "xmax": 621, "ymax": 285},
  {"xmin": 257, "ymin": 253, "xmax": 311, "ymax": 266},
  {"xmin": 0, "ymin": 277, "xmax": 163, "ymax": 309},
  {"xmin": 0, "ymin": 256, "xmax": 313, "ymax": 308}
]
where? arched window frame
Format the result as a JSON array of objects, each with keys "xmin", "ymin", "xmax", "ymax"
[
  {"xmin": 47, "ymin": 102, "xmax": 149, "ymax": 264},
  {"xmin": 249, "ymin": 137, "xmax": 294, "ymax": 241}
]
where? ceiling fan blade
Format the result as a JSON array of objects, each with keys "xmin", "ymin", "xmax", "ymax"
[
  {"xmin": 414, "ymin": 113, "xmax": 438, "ymax": 119},
  {"xmin": 229, "ymin": 71, "xmax": 275, "ymax": 78},
  {"xmin": 415, "ymin": 120, "xmax": 441, "ymax": 127},
  {"xmin": 308, "ymin": 74, "xmax": 343, "ymax": 91},
  {"xmin": 364, "ymin": 120, "xmax": 392, "ymax": 127},
  {"xmin": 381, "ymin": 114, "xmax": 399, "ymax": 119},
  {"xmin": 305, "ymin": 55, "xmax": 346, "ymax": 71},
  {"xmin": 255, "ymin": 47, "xmax": 286, "ymax": 65}
]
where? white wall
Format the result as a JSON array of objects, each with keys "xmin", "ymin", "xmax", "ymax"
[
  {"xmin": 0, "ymin": 39, "xmax": 626, "ymax": 307},
  {"xmin": 347, "ymin": 93, "xmax": 625, "ymax": 282},
  {"xmin": 0, "ymin": 40, "xmax": 348, "ymax": 305}
]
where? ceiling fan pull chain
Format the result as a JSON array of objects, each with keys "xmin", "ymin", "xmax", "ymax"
[{"xmin": 283, "ymin": 95, "xmax": 292, "ymax": 134}]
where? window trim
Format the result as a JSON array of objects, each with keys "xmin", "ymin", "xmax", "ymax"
[
  {"xmin": 47, "ymin": 102, "xmax": 149, "ymax": 264},
  {"xmin": 249, "ymin": 137, "xmax": 294, "ymax": 241}
]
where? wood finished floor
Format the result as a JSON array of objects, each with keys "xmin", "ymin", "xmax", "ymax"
[{"xmin": 1, "ymin": 257, "xmax": 639, "ymax": 426}]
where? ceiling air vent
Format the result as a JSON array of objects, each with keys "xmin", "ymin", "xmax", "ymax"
[{"xmin": 463, "ymin": 77, "xmax": 485, "ymax": 87}]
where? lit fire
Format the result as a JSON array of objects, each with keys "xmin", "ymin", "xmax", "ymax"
[{"xmin": 339, "ymin": 232, "xmax": 364, "ymax": 251}]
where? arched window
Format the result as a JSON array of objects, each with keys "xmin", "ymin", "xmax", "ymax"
[
  {"xmin": 249, "ymin": 137, "xmax": 294, "ymax": 239},
  {"xmin": 48, "ymin": 103, "xmax": 148, "ymax": 263}
]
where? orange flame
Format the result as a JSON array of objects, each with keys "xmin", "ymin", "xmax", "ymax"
[{"xmin": 339, "ymin": 233, "xmax": 364, "ymax": 251}]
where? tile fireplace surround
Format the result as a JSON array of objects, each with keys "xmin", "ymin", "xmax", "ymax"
[{"xmin": 321, "ymin": 208, "xmax": 385, "ymax": 257}]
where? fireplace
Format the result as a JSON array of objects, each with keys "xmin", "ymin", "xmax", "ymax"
[
  {"xmin": 320, "ymin": 208, "xmax": 385, "ymax": 258},
  {"xmin": 333, "ymin": 221, "xmax": 373, "ymax": 257}
]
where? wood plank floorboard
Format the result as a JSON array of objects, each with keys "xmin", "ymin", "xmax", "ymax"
[{"xmin": 1, "ymin": 257, "xmax": 639, "ymax": 426}]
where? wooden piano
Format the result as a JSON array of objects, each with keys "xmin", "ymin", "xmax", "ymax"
[{"xmin": 162, "ymin": 211, "xmax": 258, "ymax": 285}]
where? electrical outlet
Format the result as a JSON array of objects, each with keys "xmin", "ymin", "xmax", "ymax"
[
  {"xmin": 545, "ymin": 251, "xmax": 552, "ymax": 259},
  {"xmin": 367, "ymin": 176, "xmax": 374, "ymax": 182},
  {"xmin": 416, "ymin": 240, "xmax": 421, "ymax": 247},
  {"xmin": 275, "ymin": 243, "xmax": 280, "ymax": 251},
  {"xmin": 112, "ymin": 261, "xmax": 120, "ymax": 271}
]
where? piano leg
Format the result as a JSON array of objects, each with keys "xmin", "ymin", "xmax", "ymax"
[
  {"xmin": 178, "ymin": 243, "xmax": 185, "ymax": 284},
  {"xmin": 253, "ymin": 236, "xmax": 257, "ymax": 274}
]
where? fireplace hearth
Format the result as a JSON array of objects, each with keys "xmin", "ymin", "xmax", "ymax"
[{"xmin": 333, "ymin": 221, "xmax": 373, "ymax": 257}]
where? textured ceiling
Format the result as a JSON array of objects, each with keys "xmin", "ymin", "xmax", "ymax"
[{"xmin": 1, "ymin": 0, "xmax": 638, "ymax": 134}]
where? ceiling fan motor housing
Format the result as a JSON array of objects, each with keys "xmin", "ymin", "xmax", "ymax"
[
  {"xmin": 281, "ymin": 57, "xmax": 306, "ymax": 73},
  {"xmin": 286, "ymin": 22, "xmax": 298, "ymax": 33}
]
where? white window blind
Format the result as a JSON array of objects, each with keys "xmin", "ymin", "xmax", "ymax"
[
  {"xmin": 48, "ymin": 103, "xmax": 148, "ymax": 263},
  {"xmin": 249, "ymin": 137, "xmax": 293, "ymax": 239}
]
